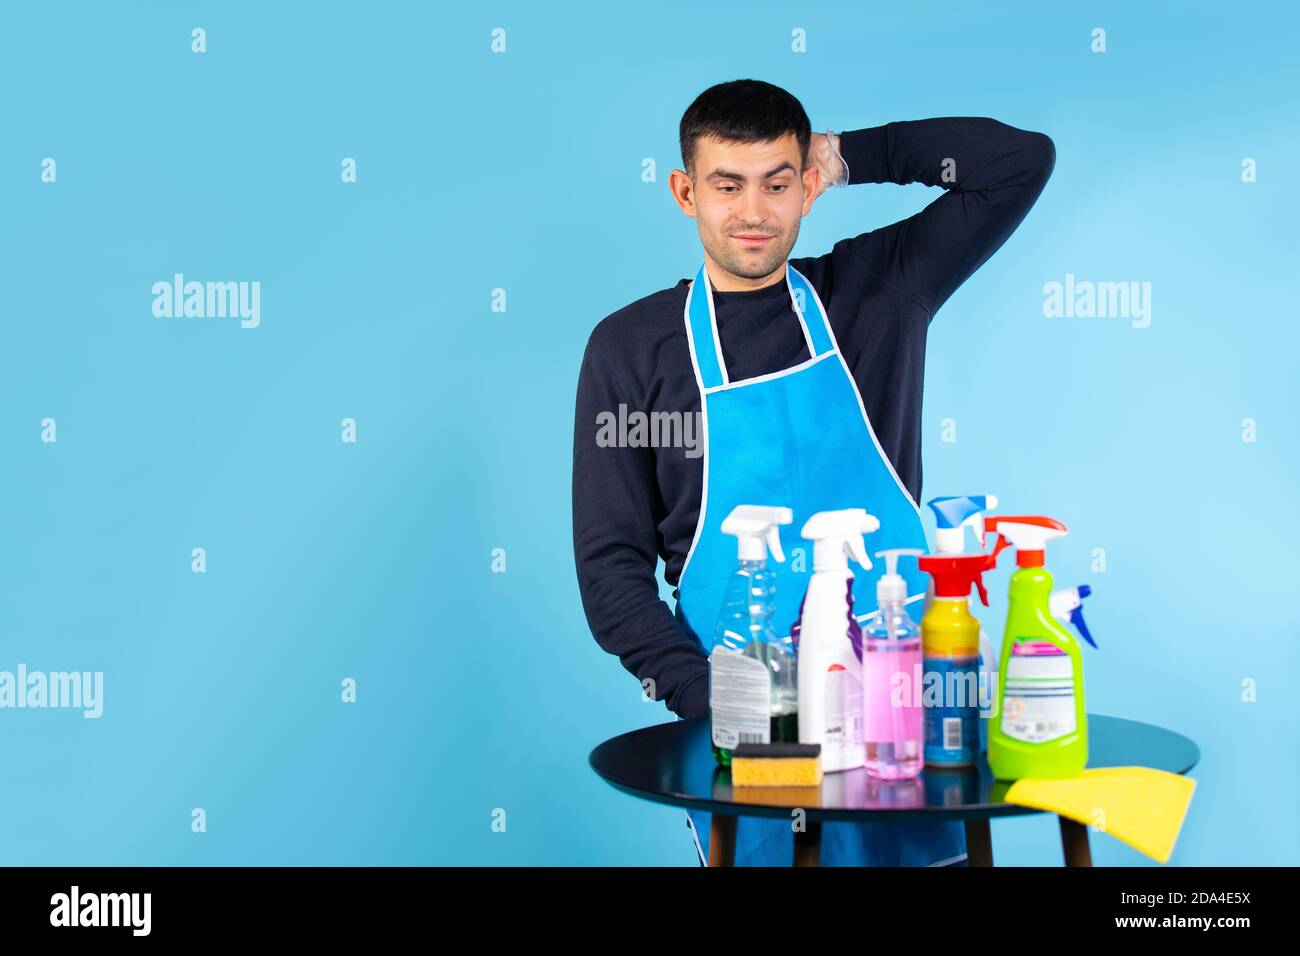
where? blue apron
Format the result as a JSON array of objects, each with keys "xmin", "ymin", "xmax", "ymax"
[{"xmin": 676, "ymin": 261, "xmax": 966, "ymax": 867}]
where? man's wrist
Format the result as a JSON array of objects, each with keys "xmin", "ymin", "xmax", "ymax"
[
  {"xmin": 675, "ymin": 670, "xmax": 710, "ymax": 720},
  {"xmin": 835, "ymin": 126, "xmax": 893, "ymax": 186}
]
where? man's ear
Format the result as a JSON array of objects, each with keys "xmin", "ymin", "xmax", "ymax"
[
  {"xmin": 801, "ymin": 163, "xmax": 822, "ymax": 216},
  {"xmin": 668, "ymin": 168, "xmax": 697, "ymax": 218}
]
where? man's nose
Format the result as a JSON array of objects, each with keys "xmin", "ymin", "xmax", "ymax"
[{"xmin": 740, "ymin": 190, "xmax": 769, "ymax": 223}]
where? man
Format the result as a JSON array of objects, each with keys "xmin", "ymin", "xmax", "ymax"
[{"xmin": 572, "ymin": 79, "xmax": 1054, "ymax": 866}]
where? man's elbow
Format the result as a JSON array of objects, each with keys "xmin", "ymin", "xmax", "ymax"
[{"xmin": 1024, "ymin": 130, "xmax": 1056, "ymax": 185}]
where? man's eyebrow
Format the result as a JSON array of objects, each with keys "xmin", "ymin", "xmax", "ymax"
[{"xmin": 705, "ymin": 161, "xmax": 797, "ymax": 182}]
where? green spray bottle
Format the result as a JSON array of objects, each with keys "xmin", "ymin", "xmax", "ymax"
[{"xmin": 984, "ymin": 516, "xmax": 1086, "ymax": 780}]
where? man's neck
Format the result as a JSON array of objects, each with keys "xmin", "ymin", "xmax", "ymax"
[{"xmin": 704, "ymin": 256, "xmax": 786, "ymax": 293}]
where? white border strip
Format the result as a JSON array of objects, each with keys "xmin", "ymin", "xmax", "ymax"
[
  {"xmin": 700, "ymin": 267, "xmax": 730, "ymax": 387},
  {"xmin": 685, "ymin": 811, "xmax": 708, "ymax": 866},
  {"xmin": 784, "ymin": 266, "xmax": 819, "ymax": 358},
  {"xmin": 677, "ymin": 277, "xmax": 713, "ymax": 597},
  {"xmin": 702, "ymin": 351, "xmax": 835, "ymax": 395}
]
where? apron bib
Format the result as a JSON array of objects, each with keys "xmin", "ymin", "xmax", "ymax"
[{"xmin": 675, "ymin": 261, "xmax": 965, "ymax": 867}]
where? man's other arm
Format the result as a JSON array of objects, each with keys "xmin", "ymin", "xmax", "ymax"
[{"xmin": 571, "ymin": 336, "xmax": 710, "ymax": 719}]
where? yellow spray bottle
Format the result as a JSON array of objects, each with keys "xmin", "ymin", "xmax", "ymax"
[{"xmin": 915, "ymin": 551, "xmax": 999, "ymax": 768}]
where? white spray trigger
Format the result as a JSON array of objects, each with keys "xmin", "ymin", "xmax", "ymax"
[
  {"xmin": 846, "ymin": 534, "xmax": 872, "ymax": 570},
  {"xmin": 721, "ymin": 505, "xmax": 793, "ymax": 562},
  {"xmin": 801, "ymin": 508, "xmax": 880, "ymax": 572},
  {"xmin": 766, "ymin": 524, "xmax": 785, "ymax": 563}
]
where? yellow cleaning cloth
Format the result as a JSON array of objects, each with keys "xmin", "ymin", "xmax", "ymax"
[{"xmin": 1005, "ymin": 767, "xmax": 1196, "ymax": 864}]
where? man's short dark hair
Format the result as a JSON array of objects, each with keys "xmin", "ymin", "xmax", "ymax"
[{"xmin": 679, "ymin": 79, "xmax": 812, "ymax": 178}]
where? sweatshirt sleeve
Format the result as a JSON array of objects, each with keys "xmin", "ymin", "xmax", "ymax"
[
  {"xmin": 572, "ymin": 335, "xmax": 710, "ymax": 719},
  {"xmin": 835, "ymin": 117, "xmax": 1056, "ymax": 317}
]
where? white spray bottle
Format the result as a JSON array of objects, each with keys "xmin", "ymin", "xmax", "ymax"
[
  {"xmin": 924, "ymin": 495, "xmax": 999, "ymax": 750},
  {"xmin": 795, "ymin": 508, "xmax": 878, "ymax": 772}
]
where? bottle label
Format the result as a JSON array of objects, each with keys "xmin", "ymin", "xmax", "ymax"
[
  {"xmin": 823, "ymin": 664, "xmax": 863, "ymax": 756},
  {"xmin": 1001, "ymin": 639, "xmax": 1075, "ymax": 743},
  {"xmin": 923, "ymin": 655, "xmax": 979, "ymax": 763},
  {"xmin": 709, "ymin": 647, "xmax": 770, "ymax": 748}
]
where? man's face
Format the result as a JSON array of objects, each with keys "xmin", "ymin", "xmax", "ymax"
[{"xmin": 676, "ymin": 132, "xmax": 816, "ymax": 284}]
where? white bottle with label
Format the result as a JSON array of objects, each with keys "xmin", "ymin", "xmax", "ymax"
[{"xmin": 795, "ymin": 508, "xmax": 879, "ymax": 773}]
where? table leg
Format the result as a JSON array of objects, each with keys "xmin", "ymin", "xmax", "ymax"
[
  {"xmin": 964, "ymin": 819, "xmax": 994, "ymax": 867},
  {"xmin": 708, "ymin": 813, "xmax": 736, "ymax": 867},
  {"xmin": 1059, "ymin": 816, "xmax": 1093, "ymax": 867},
  {"xmin": 793, "ymin": 819, "xmax": 821, "ymax": 867}
]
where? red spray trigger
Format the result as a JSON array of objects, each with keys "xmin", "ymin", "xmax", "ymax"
[
  {"xmin": 973, "ymin": 536, "xmax": 1006, "ymax": 604},
  {"xmin": 989, "ymin": 533, "xmax": 1012, "ymax": 565},
  {"xmin": 917, "ymin": 553, "xmax": 993, "ymax": 603}
]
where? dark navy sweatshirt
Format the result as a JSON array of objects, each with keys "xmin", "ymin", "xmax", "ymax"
[{"xmin": 572, "ymin": 117, "xmax": 1055, "ymax": 720}]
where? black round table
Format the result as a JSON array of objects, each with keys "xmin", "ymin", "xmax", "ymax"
[{"xmin": 589, "ymin": 714, "xmax": 1199, "ymax": 866}]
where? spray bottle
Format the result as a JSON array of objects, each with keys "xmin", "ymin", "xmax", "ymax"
[
  {"xmin": 1051, "ymin": 586, "xmax": 1096, "ymax": 648},
  {"xmin": 984, "ymin": 516, "xmax": 1087, "ymax": 780},
  {"xmin": 916, "ymin": 549, "xmax": 1000, "ymax": 768},
  {"xmin": 709, "ymin": 505, "xmax": 795, "ymax": 766},
  {"xmin": 794, "ymin": 508, "xmax": 878, "ymax": 772},
  {"xmin": 862, "ymin": 548, "xmax": 925, "ymax": 780},
  {"xmin": 925, "ymin": 495, "xmax": 1000, "ymax": 750}
]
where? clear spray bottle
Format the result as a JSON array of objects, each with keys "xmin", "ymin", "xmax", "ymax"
[{"xmin": 710, "ymin": 505, "xmax": 796, "ymax": 765}]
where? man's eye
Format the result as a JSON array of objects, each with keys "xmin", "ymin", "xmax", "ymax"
[
  {"xmin": 769, "ymin": 184, "xmax": 788, "ymax": 192},
  {"xmin": 719, "ymin": 185, "xmax": 739, "ymax": 193}
]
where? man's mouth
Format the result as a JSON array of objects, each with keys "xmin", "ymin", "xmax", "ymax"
[{"xmin": 733, "ymin": 234, "xmax": 775, "ymax": 248}]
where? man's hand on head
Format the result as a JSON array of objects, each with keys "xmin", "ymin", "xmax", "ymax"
[{"xmin": 808, "ymin": 130, "xmax": 848, "ymax": 201}]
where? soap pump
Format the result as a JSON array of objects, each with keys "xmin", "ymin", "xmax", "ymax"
[{"xmin": 862, "ymin": 548, "xmax": 925, "ymax": 780}]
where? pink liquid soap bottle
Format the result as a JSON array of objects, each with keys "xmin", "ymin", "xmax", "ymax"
[{"xmin": 862, "ymin": 548, "xmax": 925, "ymax": 780}]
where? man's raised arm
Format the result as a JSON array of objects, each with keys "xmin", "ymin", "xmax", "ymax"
[{"xmin": 835, "ymin": 117, "xmax": 1056, "ymax": 317}]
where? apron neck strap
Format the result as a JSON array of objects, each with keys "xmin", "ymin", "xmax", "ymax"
[{"xmin": 685, "ymin": 262, "xmax": 835, "ymax": 390}]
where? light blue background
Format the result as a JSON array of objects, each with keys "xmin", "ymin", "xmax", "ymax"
[{"xmin": 1, "ymin": 1, "xmax": 1295, "ymax": 865}]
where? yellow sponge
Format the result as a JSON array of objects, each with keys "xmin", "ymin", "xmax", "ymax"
[
  {"xmin": 1005, "ymin": 766, "xmax": 1196, "ymax": 864},
  {"xmin": 731, "ymin": 743, "xmax": 823, "ymax": 787}
]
